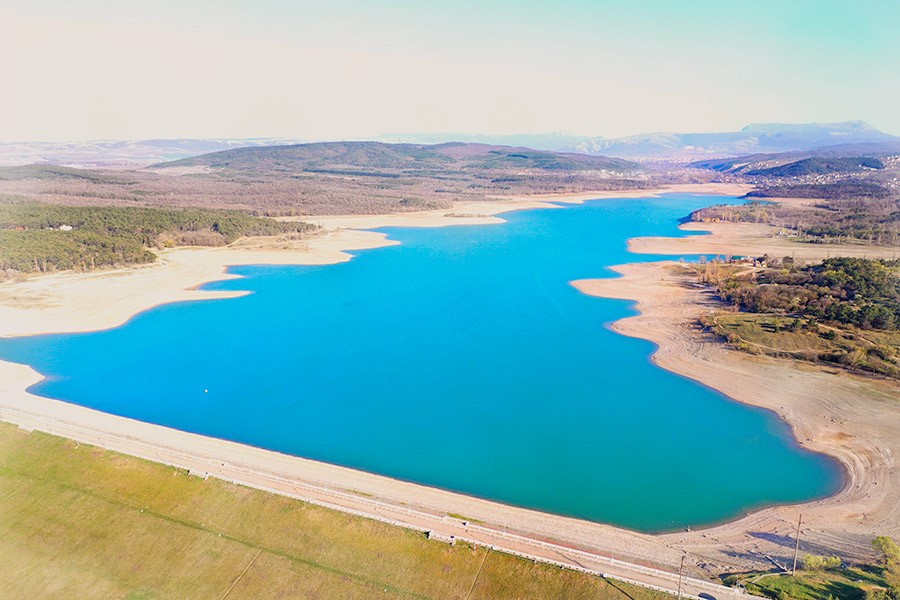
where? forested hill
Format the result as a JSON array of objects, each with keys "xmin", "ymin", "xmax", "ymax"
[
  {"xmin": 691, "ymin": 155, "xmax": 886, "ymax": 177},
  {"xmin": 687, "ymin": 143, "xmax": 900, "ymax": 246},
  {"xmin": 698, "ymin": 257, "xmax": 900, "ymax": 378},
  {"xmin": 154, "ymin": 141, "xmax": 642, "ymax": 175},
  {"xmin": 0, "ymin": 202, "xmax": 317, "ymax": 275}
]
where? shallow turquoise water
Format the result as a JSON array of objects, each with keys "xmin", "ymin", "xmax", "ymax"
[{"xmin": 0, "ymin": 195, "xmax": 843, "ymax": 532}]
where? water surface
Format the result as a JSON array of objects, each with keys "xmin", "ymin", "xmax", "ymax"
[{"xmin": 0, "ymin": 195, "xmax": 843, "ymax": 532}]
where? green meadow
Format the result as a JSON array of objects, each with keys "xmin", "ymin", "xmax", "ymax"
[{"xmin": 0, "ymin": 422, "xmax": 669, "ymax": 599}]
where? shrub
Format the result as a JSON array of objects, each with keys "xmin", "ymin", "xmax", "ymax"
[
  {"xmin": 873, "ymin": 536, "xmax": 900, "ymax": 564},
  {"xmin": 801, "ymin": 554, "xmax": 842, "ymax": 571}
]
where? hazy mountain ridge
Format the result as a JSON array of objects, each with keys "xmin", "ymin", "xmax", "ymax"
[
  {"xmin": 3, "ymin": 122, "xmax": 896, "ymax": 167},
  {"xmin": 373, "ymin": 133, "xmax": 586, "ymax": 152},
  {"xmin": 382, "ymin": 122, "xmax": 900, "ymax": 159},
  {"xmin": 570, "ymin": 121, "xmax": 899, "ymax": 158},
  {"xmin": 0, "ymin": 138, "xmax": 306, "ymax": 167}
]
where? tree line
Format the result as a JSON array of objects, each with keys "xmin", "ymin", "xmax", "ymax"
[
  {"xmin": 0, "ymin": 202, "xmax": 317, "ymax": 274},
  {"xmin": 691, "ymin": 186, "xmax": 900, "ymax": 246},
  {"xmin": 708, "ymin": 257, "xmax": 900, "ymax": 330}
]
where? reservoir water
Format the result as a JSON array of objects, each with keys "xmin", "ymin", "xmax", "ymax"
[{"xmin": 0, "ymin": 195, "xmax": 843, "ymax": 532}]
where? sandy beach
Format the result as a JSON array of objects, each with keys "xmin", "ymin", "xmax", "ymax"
[{"xmin": 1, "ymin": 182, "xmax": 894, "ymax": 596}]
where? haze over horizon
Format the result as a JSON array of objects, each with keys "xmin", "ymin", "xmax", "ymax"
[{"xmin": 2, "ymin": 0, "xmax": 899, "ymax": 142}]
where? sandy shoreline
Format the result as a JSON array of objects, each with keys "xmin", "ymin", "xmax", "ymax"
[
  {"xmin": 574, "ymin": 213, "xmax": 900, "ymax": 551},
  {"xmin": 631, "ymin": 221, "xmax": 900, "ymax": 261},
  {"xmin": 573, "ymin": 262, "xmax": 899, "ymax": 563},
  {"xmin": 0, "ymin": 182, "xmax": 750, "ymax": 338},
  {"xmin": 1, "ymin": 181, "xmax": 893, "ymax": 594}
]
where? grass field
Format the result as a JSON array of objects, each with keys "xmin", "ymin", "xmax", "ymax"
[
  {"xmin": 0, "ymin": 421, "xmax": 670, "ymax": 599},
  {"xmin": 710, "ymin": 313, "xmax": 900, "ymax": 378},
  {"xmin": 724, "ymin": 565, "xmax": 891, "ymax": 600}
]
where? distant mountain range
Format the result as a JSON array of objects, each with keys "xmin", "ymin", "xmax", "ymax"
[
  {"xmin": 2, "ymin": 122, "xmax": 898, "ymax": 167},
  {"xmin": 573, "ymin": 121, "xmax": 900, "ymax": 158},
  {"xmin": 381, "ymin": 122, "xmax": 900, "ymax": 159},
  {"xmin": 0, "ymin": 138, "xmax": 306, "ymax": 167}
]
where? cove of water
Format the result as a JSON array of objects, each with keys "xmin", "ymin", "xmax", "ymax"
[{"xmin": 0, "ymin": 195, "xmax": 843, "ymax": 532}]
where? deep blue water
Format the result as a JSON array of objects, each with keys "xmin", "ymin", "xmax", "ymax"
[{"xmin": 0, "ymin": 195, "xmax": 843, "ymax": 532}]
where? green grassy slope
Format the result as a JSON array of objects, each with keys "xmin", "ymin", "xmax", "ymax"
[{"xmin": 0, "ymin": 422, "xmax": 669, "ymax": 599}]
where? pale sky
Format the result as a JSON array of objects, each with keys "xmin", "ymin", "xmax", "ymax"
[{"xmin": 2, "ymin": 0, "xmax": 899, "ymax": 142}]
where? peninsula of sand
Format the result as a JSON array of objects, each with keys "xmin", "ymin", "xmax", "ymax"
[{"xmin": 1, "ymin": 183, "xmax": 897, "ymax": 596}]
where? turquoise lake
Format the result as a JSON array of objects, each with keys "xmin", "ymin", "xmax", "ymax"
[{"xmin": 0, "ymin": 194, "xmax": 843, "ymax": 532}]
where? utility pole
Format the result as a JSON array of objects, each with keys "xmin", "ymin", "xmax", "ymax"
[
  {"xmin": 792, "ymin": 514, "xmax": 803, "ymax": 575},
  {"xmin": 676, "ymin": 554, "xmax": 685, "ymax": 599}
]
